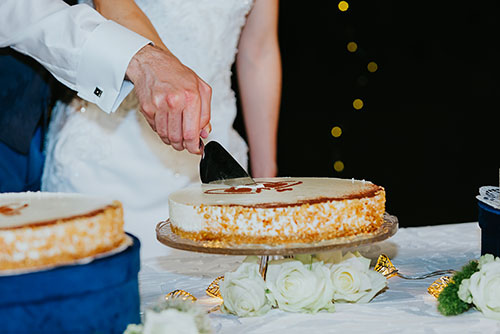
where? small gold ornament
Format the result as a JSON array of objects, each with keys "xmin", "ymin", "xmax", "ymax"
[
  {"xmin": 206, "ymin": 275, "xmax": 224, "ymax": 298},
  {"xmin": 427, "ymin": 276, "xmax": 453, "ymax": 298},
  {"xmin": 374, "ymin": 254, "xmax": 399, "ymax": 278},
  {"xmin": 165, "ymin": 289, "xmax": 197, "ymax": 302}
]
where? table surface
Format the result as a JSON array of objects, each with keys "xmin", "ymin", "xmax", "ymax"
[{"xmin": 139, "ymin": 222, "xmax": 500, "ymax": 333}]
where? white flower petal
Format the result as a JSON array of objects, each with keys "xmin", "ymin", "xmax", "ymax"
[
  {"xmin": 330, "ymin": 258, "xmax": 386, "ymax": 304},
  {"xmin": 143, "ymin": 309, "xmax": 198, "ymax": 334},
  {"xmin": 220, "ymin": 261, "xmax": 272, "ymax": 317},
  {"xmin": 266, "ymin": 260, "xmax": 334, "ymax": 313},
  {"xmin": 468, "ymin": 260, "xmax": 500, "ymax": 320}
]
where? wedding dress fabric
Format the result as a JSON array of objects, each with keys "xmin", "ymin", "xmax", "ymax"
[{"xmin": 42, "ymin": 0, "xmax": 254, "ymax": 259}]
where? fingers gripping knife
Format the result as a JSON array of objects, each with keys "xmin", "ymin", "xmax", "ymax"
[{"xmin": 199, "ymin": 140, "xmax": 256, "ymax": 186}]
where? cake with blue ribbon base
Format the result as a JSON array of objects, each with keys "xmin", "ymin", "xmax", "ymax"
[{"xmin": 0, "ymin": 192, "xmax": 140, "ymax": 334}]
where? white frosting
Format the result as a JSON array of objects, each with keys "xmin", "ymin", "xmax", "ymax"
[
  {"xmin": 169, "ymin": 177, "xmax": 378, "ymax": 206},
  {"xmin": 0, "ymin": 192, "xmax": 114, "ymax": 229}
]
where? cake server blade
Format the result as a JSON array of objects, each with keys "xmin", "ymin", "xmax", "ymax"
[{"xmin": 199, "ymin": 140, "xmax": 256, "ymax": 186}]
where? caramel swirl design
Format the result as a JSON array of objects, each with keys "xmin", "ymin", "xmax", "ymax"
[
  {"xmin": 204, "ymin": 180, "xmax": 303, "ymax": 195},
  {"xmin": 0, "ymin": 203, "xmax": 28, "ymax": 216}
]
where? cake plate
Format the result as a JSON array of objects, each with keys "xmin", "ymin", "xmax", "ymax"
[{"xmin": 156, "ymin": 213, "xmax": 398, "ymax": 277}]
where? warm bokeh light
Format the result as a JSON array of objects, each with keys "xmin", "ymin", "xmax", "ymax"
[
  {"xmin": 367, "ymin": 61, "xmax": 378, "ymax": 72},
  {"xmin": 334, "ymin": 160, "xmax": 345, "ymax": 172},
  {"xmin": 347, "ymin": 41, "xmax": 358, "ymax": 52},
  {"xmin": 338, "ymin": 1, "xmax": 349, "ymax": 12},
  {"xmin": 331, "ymin": 126, "xmax": 342, "ymax": 138},
  {"xmin": 353, "ymin": 98, "xmax": 364, "ymax": 110}
]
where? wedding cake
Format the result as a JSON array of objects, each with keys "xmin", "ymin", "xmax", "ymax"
[
  {"xmin": 168, "ymin": 177, "xmax": 386, "ymax": 244},
  {"xmin": 0, "ymin": 192, "xmax": 140, "ymax": 334},
  {"xmin": 0, "ymin": 192, "xmax": 126, "ymax": 271}
]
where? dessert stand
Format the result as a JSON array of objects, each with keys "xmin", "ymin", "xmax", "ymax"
[{"xmin": 156, "ymin": 213, "xmax": 398, "ymax": 278}]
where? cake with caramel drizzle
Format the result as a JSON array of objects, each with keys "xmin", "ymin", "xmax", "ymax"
[
  {"xmin": 168, "ymin": 177, "xmax": 386, "ymax": 244},
  {"xmin": 0, "ymin": 192, "xmax": 126, "ymax": 271}
]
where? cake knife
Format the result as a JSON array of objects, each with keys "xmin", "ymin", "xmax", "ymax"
[{"xmin": 199, "ymin": 140, "xmax": 257, "ymax": 186}]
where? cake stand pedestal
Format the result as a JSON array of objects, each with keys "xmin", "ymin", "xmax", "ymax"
[{"xmin": 156, "ymin": 213, "xmax": 398, "ymax": 278}]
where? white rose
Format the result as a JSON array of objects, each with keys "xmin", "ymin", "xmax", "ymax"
[
  {"xmin": 143, "ymin": 309, "xmax": 199, "ymax": 334},
  {"xmin": 220, "ymin": 257, "xmax": 272, "ymax": 317},
  {"xmin": 457, "ymin": 278, "xmax": 472, "ymax": 304},
  {"xmin": 467, "ymin": 259, "xmax": 500, "ymax": 320},
  {"xmin": 478, "ymin": 254, "xmax": 496, "ymax": 269},
  {"xmin": 265, "ymin": 259, "xmax": 334, "ymax": 313},
  {"xmin": 329, "ymin": 254, "xmax": 387, "ymax": 303}
]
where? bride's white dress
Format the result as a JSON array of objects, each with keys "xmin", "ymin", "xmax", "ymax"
[{"xmin": 42, "ymin": 0, "xmax": 254, "ymax": 259}]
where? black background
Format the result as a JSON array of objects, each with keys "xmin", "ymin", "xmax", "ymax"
[{"xmin": 234, "ymin": 1, "xmax": 500, "ymax": 228}]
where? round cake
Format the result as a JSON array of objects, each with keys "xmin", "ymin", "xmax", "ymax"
[
  {"xmin": 0, "ymin": 192, "xmax": 126, "ymax": 271},
  {"xmin": 168, "ymin": 177, "xmax": 386, "ymax": 244}
]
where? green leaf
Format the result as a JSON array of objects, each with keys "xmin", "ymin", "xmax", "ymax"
[{"xmin": 437, "ymin": 260, "xmax": 479, "ymax": 316}]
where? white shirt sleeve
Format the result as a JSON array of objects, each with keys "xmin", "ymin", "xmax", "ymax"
[{"xmin": 0, "ymin": 0, "xmax": 151, "ymax": 113}]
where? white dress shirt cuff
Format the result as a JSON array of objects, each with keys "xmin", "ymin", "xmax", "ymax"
[{"xmin": 76, "ymin": 20, "xmax": 150, "ymax": 113}]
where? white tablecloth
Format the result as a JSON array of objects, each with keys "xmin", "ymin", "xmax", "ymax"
[{"xmin": 139, "ymin": 222, "xmax": 500, "ymax": 333}]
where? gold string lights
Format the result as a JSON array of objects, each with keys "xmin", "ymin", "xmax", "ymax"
[
  {"xmin": 331, "ymin": 125, "xmax": 344, "ymax": 173},
  {"xmin": 334, "ymin": 0, "xmax": 382, "ymax": 174},
  {"xmin": 347, "ymin": 41, "xmax": 358, "ymax": 53},
  {"xmin": 330, "ymin": 2, "xmax": 352, "ymax": 175},
  {"xmin": 353, "ymin": 98, "xmax": 364, "ymax": 110},
  {"xmin": 333, "ymin": 160, "xmax": 345, "ymax": 172},
  {"xmin": 338, "ymin": 1, "xmax": 349, "ymax": 12},
  {"xmin": 331, "ymin": 126, "xmax": 342, "ymax": 138},
  {"xmin": 367, "ymin": 61, "xmax": 378, "ymax": 73}
]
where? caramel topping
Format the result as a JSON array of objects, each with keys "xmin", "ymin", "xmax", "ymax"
[
  {"xmin": 0, "ymin": 203, "xmax": 28, "ymax": 216},
  {"xmin": 205, "ymin": 180, "xmax": 303, "ymax": 195}
]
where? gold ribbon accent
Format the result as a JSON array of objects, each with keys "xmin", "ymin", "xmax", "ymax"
[
  {"xmin": 427, "ymin": 276, "xmax": 453, "ymax": 298},
  {"xmin": 165, "ymin": 289, "xmax": 197, "ymax": 302},
  {"xmin": 206, "ymin": 275, "xmax": 224, "ymax": 298},
  {"xmin": 374, "ymin": 254, "xmax": 399, "ymax": 278}
]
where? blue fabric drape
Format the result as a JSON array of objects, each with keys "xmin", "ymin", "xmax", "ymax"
[{"xmin": 0, "ymin": 234, "xmax": 141, "ymax": 334}]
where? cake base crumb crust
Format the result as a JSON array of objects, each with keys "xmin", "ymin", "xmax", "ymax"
[{"xmin": 170, "ymin": 219, "xmax": 382, "ymax": 244}]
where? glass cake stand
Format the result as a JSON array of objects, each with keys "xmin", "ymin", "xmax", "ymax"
[{"xmin": 156, "ymin": 213, "xmax": 398, "ymax": 277}]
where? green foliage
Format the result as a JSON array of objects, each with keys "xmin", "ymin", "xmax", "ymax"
[{"xmin": 437, "ymin": 260, "xmax": 479, "ymax": 316}]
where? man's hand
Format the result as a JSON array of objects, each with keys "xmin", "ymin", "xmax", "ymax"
[{"xmin": 126, "ymin": 44, "xmax": 211, "ymax": 154}]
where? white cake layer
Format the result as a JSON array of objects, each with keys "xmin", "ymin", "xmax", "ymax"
[{"xmin": 0, "ymin": 192, "xmax": 113, "ymax": 229}]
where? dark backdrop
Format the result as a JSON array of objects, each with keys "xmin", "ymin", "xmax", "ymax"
[{"xmin": 235, "ymin": 1, "xmax": 500, "ymax": 228}]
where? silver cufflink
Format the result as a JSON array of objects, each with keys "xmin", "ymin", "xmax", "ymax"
[{"xmin": 94, "ymin": 87, "xmax": 103, "ymax": 97}]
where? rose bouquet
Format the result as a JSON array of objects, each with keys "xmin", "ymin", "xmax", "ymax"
[
  {"xmin": 219, "ymin": 251, "xmax": 387, "ymax": 317},
  {"xmin": 438, "ymin": 254, "xmax": 500, "ymax": 320}
]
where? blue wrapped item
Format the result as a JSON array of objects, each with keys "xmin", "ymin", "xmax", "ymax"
[
  {"xmin": 0, "ymin": 234, "xmax": 141, "ymax": 334},
  {"xmin": 478, "ymin": 200, "xmax": 500, "ymax": 257}
]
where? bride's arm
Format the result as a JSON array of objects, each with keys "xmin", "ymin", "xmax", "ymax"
[
  {"xmin": 236, "ymin": 0, "xmax": 281, "ymax": 178},
  {"xmin": 93, "ymin": 0, "xmax": 167, "ymax": 51}
]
